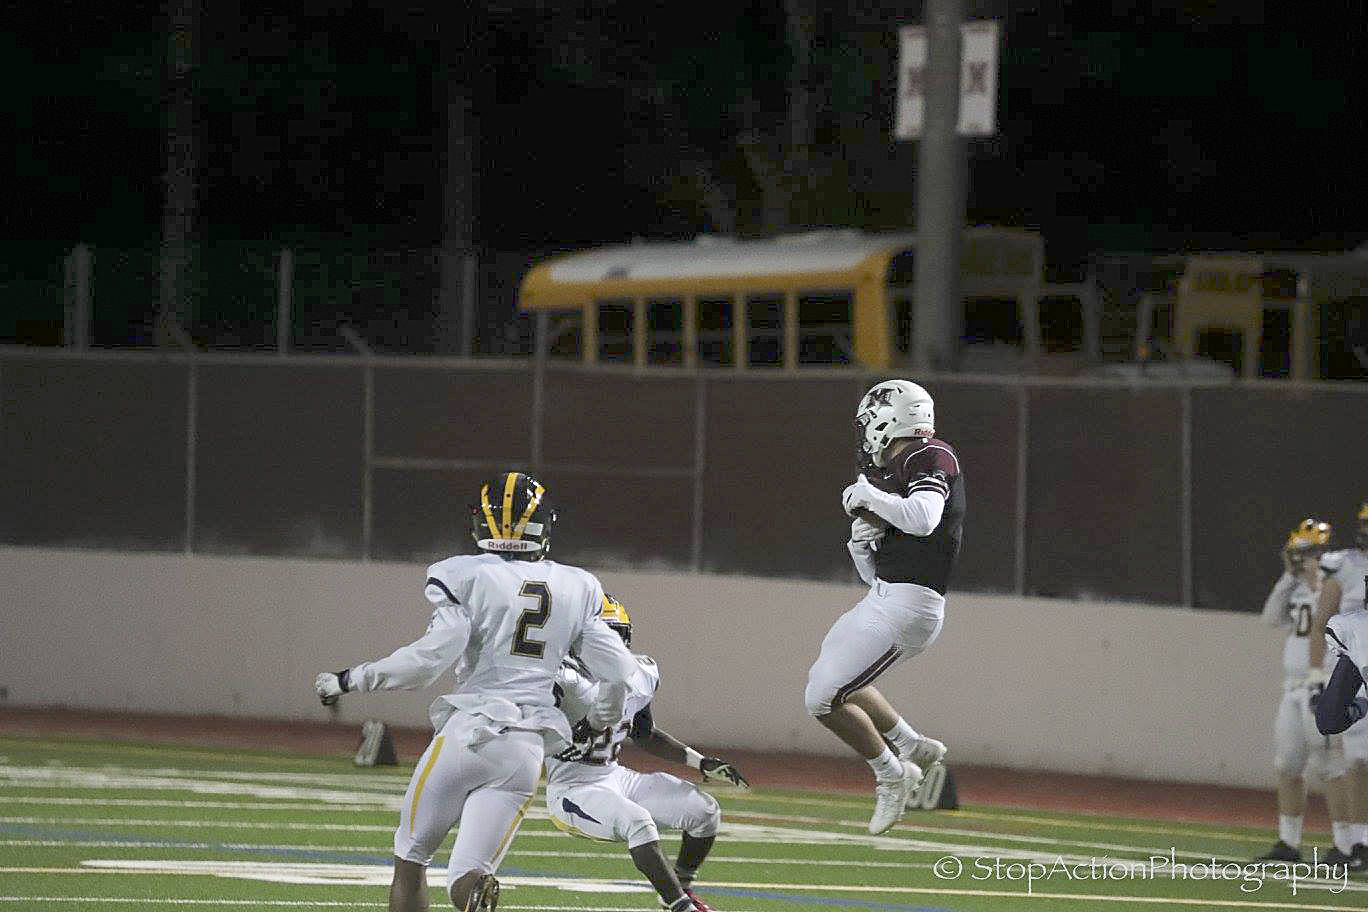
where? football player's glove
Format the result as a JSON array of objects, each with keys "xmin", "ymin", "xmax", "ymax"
[
  {"xmin": 841, "ymin": 474, "xmax": 875, "ymax": 517},
  {"xmin": 850, "ymin": 514, "xmax": 887, "ymax": 545},
  {"xmin": 314, "ymin": 669, "xmax": 352, "ymax": 706},
  {"xmin": 699, "ymin": 757, "xmax": 749, "ymax": 789}
]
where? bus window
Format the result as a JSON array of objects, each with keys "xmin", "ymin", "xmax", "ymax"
[
  {"xmin": 697, "ymin": 297, "xmax": 734, "ymax": 367},
  {"xmin": 748, "ymin": 295, "xmax": 783, "ymax": 367},
  {"xmin": 1196, "ymin": 328, "xmax": 1244, "ymax": 375},
  {"xmin": 1039, "ymin": 296, "xmax": 1084, "ymax": 352},
  {"xmin": 1259, "ymin": 307, "xmax": 1291, "ymax": 379},
  {"xmin": 799, "ymin": 293, "xmax": 853, "ymax": 365},
  {"xmin": 963, "ymin": 298, "xmax": 1022, "ymax": 346},
  {"xmin": 1322, "ymin": 297, "xmax": 1368, "ymax": 381},
  {"xmin": 647, "ymin": 299, "xmax": 684, "ymax": 365},
  {"xmin": 891, "ymin": 296, "xmax": 913, "ymax": 359},
  {"xmin": 597, "ymin": 301, "xmax": 633, "ymax": 363}
]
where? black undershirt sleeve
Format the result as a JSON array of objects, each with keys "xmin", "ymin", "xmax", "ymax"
[
  {"xmin": 629, "ymin": 704, "xmax": 654, "ymax": 741},
  {"xmin": 1315, "ymin": 654, "xmax": 1368, "ymax": 735}
]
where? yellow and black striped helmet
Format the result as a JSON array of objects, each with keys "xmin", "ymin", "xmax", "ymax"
[
  {"xmin": 1285, "ymin": 518, "xmax": 1331, "ymax": 554},
  {"xmin": 601, "ymin": 594, "xmax": 632, "ymax": 647},
  {"xmin": 470, "ymin": 472, "xmax": 556, "ymax": 560}
]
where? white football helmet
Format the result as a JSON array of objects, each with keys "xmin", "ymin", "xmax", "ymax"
[{"xmin": 855, "ymin": 380, "xmax": 935, "ymax": 467}]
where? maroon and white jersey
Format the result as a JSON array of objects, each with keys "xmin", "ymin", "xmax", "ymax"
[{"xmin": 866, "ymin": 438, "xmax": 965, "ymax": 594}]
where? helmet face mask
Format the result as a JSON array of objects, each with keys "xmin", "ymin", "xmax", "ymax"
[
  {"xmin": 470, "ymin": 472, "xmax": 556, "ymax": 560},
  {"xmin": 855, "ymin": 380, "xmax": 935, "ymax": 468}
]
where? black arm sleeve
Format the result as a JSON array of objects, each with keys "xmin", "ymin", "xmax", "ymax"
[
  {"xmin": 1315, "ymin": 655, "xmax": 1367, "ymax": 735},
  {"xmin": 629, "ymin": 704, "xmax": 654, "ymax": 741}
]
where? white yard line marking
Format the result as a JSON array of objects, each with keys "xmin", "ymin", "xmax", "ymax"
[
  {"xmin": 0, "ymin": 901, "xmax": 695, "ymax": 911},
  {"xmin": 0, "ymin": 797, "xmax": 397, "ymax": 812}
]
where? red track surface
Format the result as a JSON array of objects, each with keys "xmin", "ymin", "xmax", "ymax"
[{"xmin": 0, "ymin": 705, "xmax": 1323, "ymax": 832}]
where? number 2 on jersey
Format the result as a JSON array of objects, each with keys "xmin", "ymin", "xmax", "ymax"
[{"xmin": 512, "ymin": 581, "xmax": 552, "ymax": 658}]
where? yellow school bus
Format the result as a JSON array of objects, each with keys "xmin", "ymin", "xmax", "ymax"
[
  {"xmin": 1160, "ymin": 252, "xmax": 1368, "ymax": 380},
  {"xmin": 518, "ymin": 228, "xmax": 1045, "ymax": 370}
]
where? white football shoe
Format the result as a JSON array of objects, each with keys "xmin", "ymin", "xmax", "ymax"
[
  {"xmin": 903, "ymin": 736, "xmax": 946, "ymax": 810},
  {"xmin": 869, "ymin": 760, "xmax": 921, "ymax": 835}
]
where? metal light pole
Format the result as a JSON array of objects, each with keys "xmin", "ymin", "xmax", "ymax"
[{"xmin": 911, "ymin": 0, "xmax": 967, "ymax": 372}]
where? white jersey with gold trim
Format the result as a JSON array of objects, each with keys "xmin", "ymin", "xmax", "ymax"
[
  {"xmin": 546, "ymin": 654, "xmax": 660, "ymax": 786},
  {"xmin": 1327, "ymin": 610, "xmax": 1368, "ymax": 681},
  {"xmin": 347, "ymin": 553, "xmax": 637, "ymax": 748},
  {"xmin": 1320, "ymin": 548, "xmax": 1368, "ymax": 617}
]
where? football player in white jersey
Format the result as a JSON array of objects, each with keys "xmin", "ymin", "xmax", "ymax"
[
  {"xmin": 546, "ymin": 596, "xmax": 748, "ymax": 912},
  {"xmin": 1255, "ymin": 519, "xmax": 1351, "ymax": 862},
  {"xmin": 1308, "ymin": 500, "xmax": 1368, "ymax": 872},
  {"xmin": 312, "ymin": 472, "xmax": 638, "ymax": 912}
]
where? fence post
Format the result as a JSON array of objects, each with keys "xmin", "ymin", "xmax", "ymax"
[
  {"xmin": 1014, "ymin": 383, "xmax": 1029, "ymax": 595},
  {"xmin": 531, "ymin": 311, "xmax": 548, "ymax": 472},
  {"xmin": 184, "ymin": 358, "xmax": 198, "ymax": 554},
  {"xmin": 1181, "ymin": 385, "xmax": 1194, "ymax": 606},
  {"xmin": 460, "ymin": 254, "xmax": 477, "ymax": 357},
  {"xmin": 691, "ymin": 374, "xmax": 707, "ymax": 571},
  {"xmin": 64, "ymin": 244, "xmax": 92, "ymax": 350},
  {"xmin": 340, "ymin": 326, "xmax": 375, "ymax": 560},
  {"xmin": 277, "ymin": 248, "xmax": 293, "ymax": 354}
]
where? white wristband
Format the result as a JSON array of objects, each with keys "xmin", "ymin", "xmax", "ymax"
[{"xmin": 685, "ymin": 748, "xmax": 704, "ymax": 770}]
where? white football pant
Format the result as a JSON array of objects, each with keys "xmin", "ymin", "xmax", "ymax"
[
  {"xmin": 393, "ymin": 720, "xmax": 542, "ymax": 893},
  {"xmin": 805, "ymin": 579, "xmax": 944, "ymax": 717},
  {"xmin": 546, "ymin": 766, "xmax": 721, "ymax": 849},
  {"xmin": 1274, "ymin": 685, "xmax": 1347, "ymax": 781}
]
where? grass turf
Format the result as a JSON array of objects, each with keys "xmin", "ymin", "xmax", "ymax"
[{"xmin": 0, "ymin": 734, "xmax": 1363, "ymax": 912}]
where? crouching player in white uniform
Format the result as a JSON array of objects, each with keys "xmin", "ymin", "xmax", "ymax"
[
  {"xmin": 546, "ymin": 596, "xmax": 749, "ymax": 912},
  {"xmin": 1310, "ymin": 500, "xmax": 1368, "ymax": 873},
  {"xmin": 806, "ymin": 380, "xmax": 959, "ymax": 835},
  {"xmin": 1255, "ymin": 519, "xmax": 1350, "ymax": 862},
  {"xmin": 312, "ymin": 472, "xmax": 638, "ymax": 912}
]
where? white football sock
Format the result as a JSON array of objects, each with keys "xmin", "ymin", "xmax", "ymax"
[
  {"xmin": 880, "ymin": 718, "xmax": 921, "ymax": 756},
  {"xmin": 867, "ymin": 746, "xmax": 903, "ymax": 783},
  {"xmin": 1278, "ymin": 814, "xmax": 1302, "ymax": 848},
  {"xmin": 1332, "ymin": 821, "xmax": 1355, "ymax": 854}
]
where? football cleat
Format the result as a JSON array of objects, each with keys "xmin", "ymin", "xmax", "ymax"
[
  {"xmin": 1254, "ymin": 840, "xmax": 1301, "ymax": 862},
  {"xmin": 659, "ymin": 888, "xmax": 714, "ymax": 911},
  {"xmin": 901, "ymin": 736, "xmax": 946, "ymax": 810},
  {"xmin": 1323, "ymin": 847, "xmax": 1361, "ymax": 873},
  {"xmin": 869, "ymin": 761, "xmax": 919, "ymax": 835},
  {"xmin": 462, "ymin": 873, "xmax": 500, "ymax": 911},
  {"xmin": 1352, "ymin": 844, "xmax": 1368, "ymax": 874}
]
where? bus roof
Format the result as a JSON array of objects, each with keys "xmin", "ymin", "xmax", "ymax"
[{"xmin": 520, "ymin": 227, "xmax": 1041, "ymax": 309}]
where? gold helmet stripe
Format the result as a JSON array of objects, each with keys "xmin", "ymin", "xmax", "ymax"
[
  {"xmin": 479, "ymin": 483, "xmax": 503, "ymax": 540},
  {"xmin": 601, "ymin": 595, "xmax": 631, "ymax": 626},
  {"xmin": 1358, "ymin": 501, "xmax": 1368, "ymax": 522},
  {"xmin": 501, "ymin": 472, "xmax": 519, "ymax": 538},
  {"xmin": 511, "ymin": 482, "xmax": 545, "ymax": 541}
]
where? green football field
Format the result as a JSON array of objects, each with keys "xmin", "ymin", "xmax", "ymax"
[{"xmin": 1, "ymin": 734, "xmax": 1364, "ymax": 912}]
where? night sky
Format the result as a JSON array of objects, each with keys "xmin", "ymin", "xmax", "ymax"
[{"xmin": 5, "ymin": 0, "xmax": 1368, "ymax": 339}]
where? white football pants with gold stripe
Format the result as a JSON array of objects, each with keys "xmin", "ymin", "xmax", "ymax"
[
  {"xmin": 546, "ymin": 766, "xmax": 721, "ymax": 849},
  {"xmin": 393, "ymin": 723, "xmax": 542, "ymax": 888}
]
